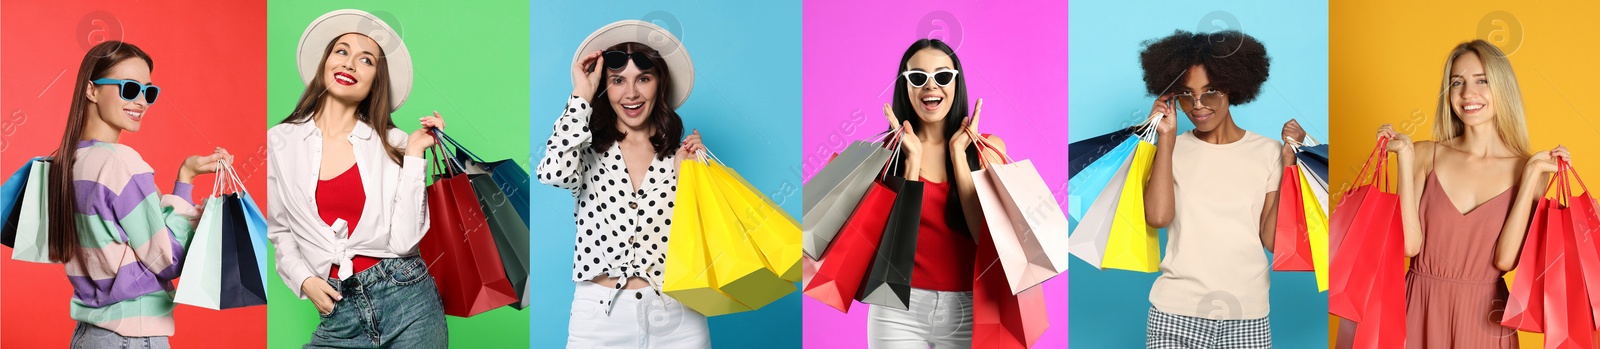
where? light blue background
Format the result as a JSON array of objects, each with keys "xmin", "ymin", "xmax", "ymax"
[
  {"xmin": 529, "ymin": 2, "xmax": 803, "ymax": 348},
  {"xmin": 1068, "ymin": 1, "xmax": 1330, "ymax": 347}
]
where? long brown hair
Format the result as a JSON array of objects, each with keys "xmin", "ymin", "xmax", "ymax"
[
  {"xmin": 49, "ymin": 41, "xmax": 154, "ymax": 263},
  {"xmin": 1432, "ymin": 40, "xmax": 1531, "ymax": 156},
  {"xmin": 278, "ymin": 33, "xmax": 404, "ymax": 164},
  {"xmin": 589, "ymin": 42, "xmax": 683, "ymax": 159}
]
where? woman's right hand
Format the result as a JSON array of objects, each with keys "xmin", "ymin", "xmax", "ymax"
[
  {"xmin": 572, "ymin": 50, "xmax": 604, "ymax": 102},
  {"xmin": 1150, "ymin": 94, "xmax": 1177, "ymax": 138},
  {"xmin": 1377, "ymin": 124, "xmax": 1412, "ymax": 153},
  {"xmin": 302, "ymin": 277, "xmax": 343, "ymax": 315}
]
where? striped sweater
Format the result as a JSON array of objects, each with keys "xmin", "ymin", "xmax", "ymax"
[{"xmin": 64, "ymin": 140, "xmax": 198, "ymax": 337}]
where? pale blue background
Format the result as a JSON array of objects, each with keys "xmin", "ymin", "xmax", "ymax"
[
  {"xmin": 1068, "ymin": 1, "xmax": 1330, "ymax": 347},
  {"xmin": 529, "ymin": 1, "xmax": 803, "ymax": 348}
]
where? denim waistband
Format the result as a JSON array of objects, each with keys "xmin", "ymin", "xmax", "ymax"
[{"xmin": 330, "ymin": 256, "xmax": 424, "ymax": 287}]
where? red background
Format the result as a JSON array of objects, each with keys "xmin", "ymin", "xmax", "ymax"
[{"xmin": 1, "ymin": 1, "xmax": 267, "ymax": 347}]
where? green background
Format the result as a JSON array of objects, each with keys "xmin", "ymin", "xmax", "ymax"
[{"xmin": 266, "ymin": 1, "xmax": 531, "ymax": 347}]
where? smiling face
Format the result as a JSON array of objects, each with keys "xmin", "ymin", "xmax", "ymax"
[
  {"xmin": 86, "ymin": 58, "xmax": 153, "ymax": 133},
  {"xmin": 904, "ymin": 48, "xmax": 958, "ymax": 124},
  {"xmin": 1178, "ymin": 64, "xmax": 1233, "ymax": 133},
  {"xmin": 1448, "ymin": 51, "xmax": 1495, "ymax": 127},
  {"xmin": 604, "ymin": 59, "xmax": 659, "ymax": 130},
  {"xmin": 322, "ymin": 33, "xmax": 382, "ymax": 104}
]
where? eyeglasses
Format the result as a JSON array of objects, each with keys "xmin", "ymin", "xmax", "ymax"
[
  {"xmin": 602, "ymin": 51, "xmax": 656, "ymax": 71},
  {"xmin": 1175, "ymin": 90, "xmax": 1224, "ymax": 110},
  {"xmin": 91, "ymin": 78, "xmax": 160, "ymax": 104},
  {"xmin": 901, "ymin": 69, "xmax": 959, "ymax": 88}
]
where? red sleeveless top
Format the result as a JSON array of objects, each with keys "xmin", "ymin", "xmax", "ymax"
[
  {"xmin": 911, "ymin": 178, "xmax": 976, "ymax": 291},
  {"xmin": 319, "ymin": 164, "xmax": 378, "ymax": 278}
]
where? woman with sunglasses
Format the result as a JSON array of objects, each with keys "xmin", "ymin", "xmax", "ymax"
[
  {"xmin": 1373, "ymin": 40, "xmax": 1567, "ymax": 348},
  {"xmin": 44, "ymin": 40, "xmax": 233, "ymax": 349},
  {"xmin": 1137, "ymin": 30, "xmax": 1302, "ymax": 347},
  {"xmin": 538, "ymin": 20, "xmax": 708, "ymax": 348},
  {"xmin": 266, "ymin": 10, "xmax": 448, "ymax": 347},
  {"xmin": 862, "ymin": 38, "xmax": 1005, "ymax": 349}
]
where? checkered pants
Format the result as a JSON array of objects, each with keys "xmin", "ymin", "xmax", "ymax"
[{"xmin": 1146, "ymin": 306, "xmax": 1272, "ymax": 349}]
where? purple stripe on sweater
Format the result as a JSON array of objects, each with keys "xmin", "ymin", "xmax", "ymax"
[
  {"xmin": 66, "ymin": 262, "xmax": 174, "ymax": 307},
  {"xmin": 72, "ymin": 172, "xmax": 159, "ymax": 222}
]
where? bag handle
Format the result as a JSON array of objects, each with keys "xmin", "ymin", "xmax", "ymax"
[
  {"xmin": 965, "ymin": 126, "xmax": 1012, "ymax": 170},
  {"xmin": 1350, "ymin": 136, "xmax": 1392, "ymax": 193},
  {"xmin": 434, "ymin": 129, "xmax": 487, "ymax": 164},
  {"xmin": 877, "ymin": 128, "xmax": 906, "ymax": 181},
  {"xmin": 425, "ymin": 129, "xmax": 461, "ymax": 179}
]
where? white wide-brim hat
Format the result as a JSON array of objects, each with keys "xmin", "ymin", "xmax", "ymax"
[
  {"xmin": 572, "ymin": 20, "xmax": 694, "ymax": 110},
  {"xmin": 297, "ymin": 9, "xmax": 413, "ymax": 110}
]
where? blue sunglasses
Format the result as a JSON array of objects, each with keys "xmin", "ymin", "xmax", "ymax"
[{"xmin": 91, "ymin": 78, "xmax": 160, "ymax": 104}]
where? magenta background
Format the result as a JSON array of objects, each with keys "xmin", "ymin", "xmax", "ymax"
[{"xmin": 800, "ymin": 1, "xmax": 1070, "ymax": 347}]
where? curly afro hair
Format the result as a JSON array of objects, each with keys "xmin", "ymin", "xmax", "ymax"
[{"xmin": 1138, "ymin": 29, "xmax": 1270, "ymax": 105}]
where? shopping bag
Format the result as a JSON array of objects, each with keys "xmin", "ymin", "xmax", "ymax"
[
  {"xmin": 1067, "ymin": 137, "xmax": 1137, "ymax": 224},
  {"xmin": 1068, "ymin": 150, "xmax": 1133, "ymax": 269},
  {"xmin": 1501, "ymin": 186, "xmax": 1550, "ymax": 332},
  {"xmin": 468, "ymin": 172, "xmax": 532, "ymax": 309},
  {"xmin": 970, "ymin": 129, "xmax": 1070, "ymax": 294},
  {"xmin": 1347, "ymin": 229, "xmax": 1405, "ymax": 349},
  {"xmin": 235, "ymin": 190, "xmax": 271, "ymax": 294},
  {"xmin": 437, "ymin": 129, "xmax": 532, "ymax": 226},
  {"xmin": 973, "ymin": 211, "xmax": 1049, "ymax": 349},
  {"xmin": 1542, "ymin": 180, "xmax": 1595, "ymax": 348},
  {"xmin": 803, "ymin": 140, "xmax": 892, "ymax": 259},
  {"xmin": 1101, "ymin": 139, "xmax": 1158, "ymax": 272},
  {"xmin": 694, "ymin": 157, "xmax": 794, "ymax": 314},
  {"xmin": 856, "ymin": 176, "xmax": 922, "ymax": 310},
  {"xmin": 706, "ymin": 157, "xmax": 802, "ymax": 282},
  {"xmin": 1301, "ymin": 159, "xmax": 1330, "ymax": 216},
  {"xmin": 663, "ymin": 160, "xmax": 741, "ymax": 314},
  {"xmin": 11, "ymin": 158, "xmax": 52, "ymax": 263},
  {"xmin": 218, "ymin": 193, "xmax": 268, "ymax": 309},
  {"xmin": 419, "ymin": 135, "xmax": 518, "ymax": 317},
  {"xmin": 1300, "ymin": 172, "xmax": 1332, "ymax": 292},
  {"xmin": 174, "ymin": 195, "xmax": 226, "ymax": 308},
  {"xmin": 802, "ymin": 178, "xmax": 899, "ymax": 313},
  {"xmin": 1328, "ymin": 138, "xmax": 1403, "ymax": 322},
  {"xmin": 1272, "ymin": 165, "xmax": 1313, "ymax": 271},
  {"xmin": 1068, "ymin": 126, "xmax": 1137, "ymax": 178},
  {"xmin": 1, "ymin": 158, "xmax": 40, "ymax": 247}
]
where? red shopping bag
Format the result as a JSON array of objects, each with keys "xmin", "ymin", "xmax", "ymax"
[
  {"xmin": 973, "ymin": 222, "xmax": 1048, "ymax": 349},
  {"xmin": 1502, "ymin": 188, "xmax": 1550, "ymax": 332},
  {"xmin": 803, "ymin": 178, "xmax": 898, "ymax": 313},
  {"xmin": 1273, "ymin": 165, "xmax": 1313, "ymax": 271},
  {"xmin": 418, "ymin": 136, "xmax": 518, "ymax": 317},
  {"xmin": 1348, "ymin": 226, "xmax": 1405, "ymax": 349},
  {"xmin": 1506, "ymin": 160, "xmax": 1600, "ymax": 348},
  {"xmin": 1329, "ymin": 138, "xmax": 1403, "ymax": 322}
]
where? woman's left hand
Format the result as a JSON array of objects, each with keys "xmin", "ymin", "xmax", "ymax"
[
  {"xmin": 178, "ymin": 147, "xmax": 234, "ymax": 183},
  {"xmin": 406, "ymin": 111, "xmax": 446, "ymax": 157},
  {"xmin": 1281, "ymin": 118, "xmax": 1307, "ymax": 160},
  {"xmin": 1526, "ymin": 145, "xmax": 1573, "ymax": 177},
  {"xmin": 676, "ymin": 129, "xmax": 704, "ymax": 161},
  {"xmin": 949, "ymin": 98, "xmax": 984, "ymax": 154}
]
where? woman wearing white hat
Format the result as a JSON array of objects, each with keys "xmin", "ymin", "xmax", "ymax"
[
  {"xmin": 266, "ymin": 9, "xmax": 448, "ymax": 348},
  {"xmin": 537, "ymin": 20, "xmax": 710, "ymax": 348}
]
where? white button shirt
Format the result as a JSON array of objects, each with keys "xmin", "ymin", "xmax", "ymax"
[
  {"xmin": 267, "ymin": 119, "xmax": 430, "ymax": 298},
  {"xmin": 539, "ymin": 96, "xmax": 679, "ymax": 291}
]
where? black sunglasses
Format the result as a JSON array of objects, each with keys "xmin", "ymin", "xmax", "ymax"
[
  {"xmin": 602, "ymin": 51, "xmax": 656, "ymax": 71},
  {"xmin": 91, "ymin": 78, "xmax": 160, "ymax": 104}
]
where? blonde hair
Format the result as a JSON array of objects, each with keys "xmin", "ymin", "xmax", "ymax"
[{"xmin": 1432, "ymin": 40, "xmax": 1531, "ymax": 156}]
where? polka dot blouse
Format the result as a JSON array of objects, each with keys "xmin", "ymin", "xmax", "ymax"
[{"xmin": 537, "ymin": 96, "xmax": 679, "ymax": 290}]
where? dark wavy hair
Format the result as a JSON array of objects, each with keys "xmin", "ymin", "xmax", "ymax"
[
  {"xmin": 588, "ymin": 42, "xmax": 683, "ymax": 159},
  {"xmin": 888, "ymin": 38, "xmax": 978, "ymax": 238},
  {"xmin": 1138, "ymin": 30, "xmax": 1270, "ymax": 104}
]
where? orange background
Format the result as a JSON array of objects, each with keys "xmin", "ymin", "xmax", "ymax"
[
  {"xmin": 0, "ymin": 1, "xmax": 267, "ymax": 347},
  {"xmin": 1330, "ymin": 0, "xmax": 1600, "ymax": 347}
]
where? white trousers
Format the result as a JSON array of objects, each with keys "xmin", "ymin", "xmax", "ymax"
[
  {"xmin": 567, "ymin": 281, "xmax": 710, "ymax": 349},
  {"xmin": 866, "ymin": 288, "xmax": 973, "ymax": 349}
]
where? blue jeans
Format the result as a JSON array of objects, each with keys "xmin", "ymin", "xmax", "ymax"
[
  {"xmin": 305, "ymin": 256, "xmax": 448, "ymax": 349},
  {"xmin": 70, "ymin": 322, "xmax": 169, "ymax": 349}
]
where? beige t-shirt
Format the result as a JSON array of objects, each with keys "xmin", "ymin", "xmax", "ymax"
[{"xmin": 1149, "ymin": 130, "xmax": 1283, "ymax": 320}]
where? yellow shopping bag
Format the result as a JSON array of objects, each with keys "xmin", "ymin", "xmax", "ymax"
[
  {"xmin": 1300, "ymin": 170, "xmax": 1331, "ymax": 291},
  {"xmin": 664, "ymin": 162, "xmax": 749, "ymax": 315},
  {"xmin": 707, "ymin": 160, "xmax": 802, "ymax": 283},
  {"xmin": 697, "ymin": 160, "xmax": 794, "ymax": 314},
  {"xmin": 1101, "ymin": 141, "xmax": 1159, "ymax": 272}
]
